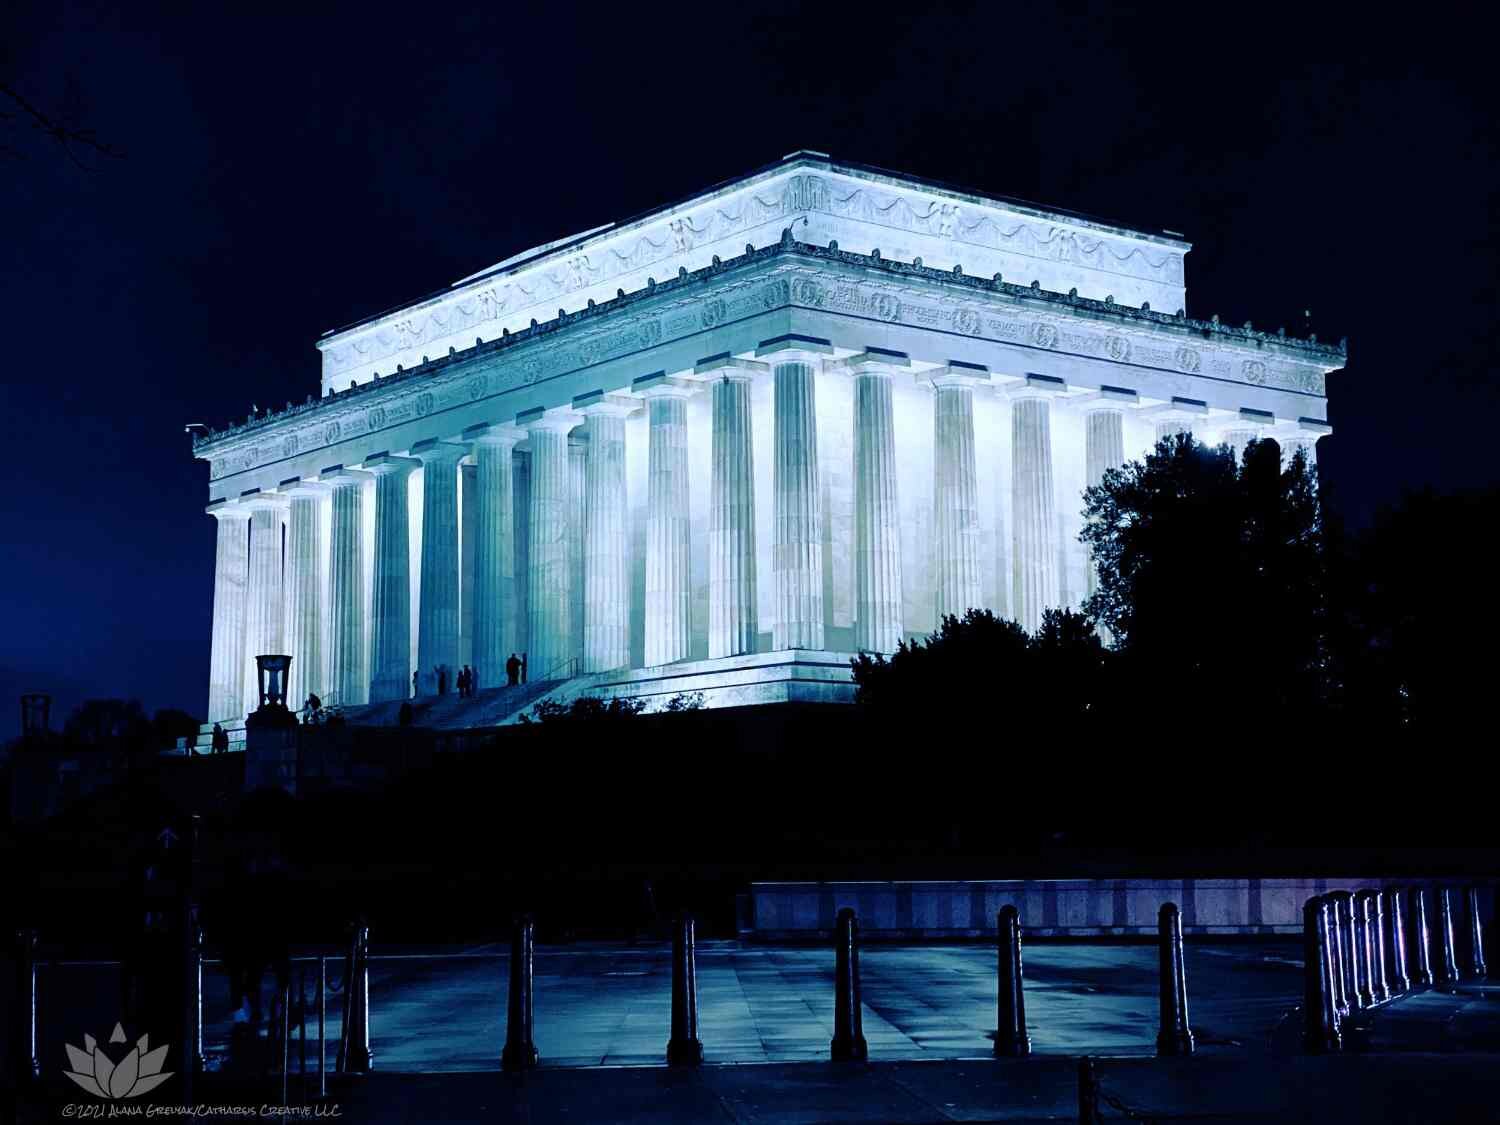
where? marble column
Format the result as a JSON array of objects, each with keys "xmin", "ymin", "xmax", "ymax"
[
  {"xmin": 932, "ymin": 368, "xmax": 983, "ymax": 622},
  {"xmin": 413, "ymin": 440, "xmax": 466, "ymax": 695},
  {"xmin": 578, "ymin": 398, "xmax": 633, "ymax": 672},
  {"xmin": 242, "ymin": 495, "xmax": 287, "ymax": 714},
  {"xmin": 206, "ymin": 502, "xmax": 251, "ymax": 722},
  {"xmin": 1282, "ymin": 435, "xmax": 1320, "ymax": 470},
  {"xmin": 460, "ymin": 461, "xmax": 477, "ymax": 670},
  {"xmin": 705, "ymin": 365, "xmax": 759, "ymax": 658},
  {"xmin": 568, "ymin": 435, "xmax": 588, "ymax": 667},
  {"xmin": 325, "ymin": 468, "xmax": 371, "ymax": 707},
  {"xmin": 768, "ymin": 351, "xmax": 825, "ymax": 650},
  {"xmin": 467, "ymin": 424, "xmax": 521, "ymax": 690},
  {"xmin": 366, "ymin": 453, "xmax": 419, "ymax": 702},
  {"xmin": 522, "ymin": 410, "xmax": 580, "ymax": 681},
  {"xmin": 1012, "ymin": 392, "xmax": 1058, "ymax": 634},
  {"xmin": 1085, "ymin": 407, "xmax": 1126, "ymax": 599},
  {"xmin": 846, "ymin": 354, "xmax": 904, "ymax": 653},
  {"xmin": 1223, "ymin": 428, "xmax": 1261, "ymax": 465},
  {"xmin": 640, "ymin": 377, "xmax": 694, "ymax": 666},
  {"xmin": 1154, "ymin": 416, "xmax": 1193, "ymax": 445},
  {"xmin": 282, "ymin": 481, "xmax": 329, "ymax": 711}
]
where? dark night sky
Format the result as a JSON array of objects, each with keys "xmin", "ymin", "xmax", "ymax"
[{"xmin": 2, "ymin": 4, "xmax": 1496, "ymax": 734}]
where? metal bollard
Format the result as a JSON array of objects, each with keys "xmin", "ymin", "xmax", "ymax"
[
  {"xmin": 1326, "ymin": 894, "xmax": 1349, "ymax": 1016},
  {"xmin": 995, "ymin": 904, "xmax": 1032, "ymax": 1058},
  {"xmin": 1367, "ymin": 892, "xmax": 1390, "ymax": 1004},
  {"xmin": 1303, "ymin": 898, "xmax": 1342, "ymax": 1054},
  {"xmin": 1156, "ymin": 903, "xmax": 1194, "ymax": 1056},
  {"xmin": 1466, "ymin": 885, "xmax": 1488, "ymax": 981},
  {"xmin": 1351, "ymin": 893, "xmax": 1374, "ymax": 1008},
  {"xmin": 1435, "ymin": 887, "xmax": 1460, "ymax": 991},
  {"xmin": 344, "ymin": 921, "xmax": 373, "ymax": 1072},
  {"xmin": 13, "ymin": 929, "xmax": 39, "ymax": 1084},
  {"xmin": 1385, "ymin": 887, "xmax": 1410, "ymax": 995},
  {"xmin": 1407, "ymin": 887, "xmax": 1434, "ymax": 988},
  {"xmin": 501, "ymin": 915, "xmax": 539, "ymax": 1071},
  {"xmin": 830, "ymin": 907, "xmax": 868, "ymax": 1062},
  {"xmin": 1077, "ymin": 1056, "xmax": 1101, "ymax": 1124},
  {"xmin": 666, "ymin": 914, "xmax": 703, "ymax": 1066},
  {"xmin": 1332, "ymin": 892, "xmax": 1358, "ymax": 1012}
]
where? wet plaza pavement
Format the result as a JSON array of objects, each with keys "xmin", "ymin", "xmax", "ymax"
[{"xmin": 190, "ymin": 939, "xmax": 1304, "ymax": 1070}]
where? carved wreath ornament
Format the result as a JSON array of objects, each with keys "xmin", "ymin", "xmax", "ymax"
[{"xmin": 64, "ymin": 1023, "xmax": 173, "ymax": 1099}]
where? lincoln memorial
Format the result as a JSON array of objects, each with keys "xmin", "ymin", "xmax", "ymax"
[{"xmin": 191, "ymin": 152, "xmax": 1344, "ymax": 737}]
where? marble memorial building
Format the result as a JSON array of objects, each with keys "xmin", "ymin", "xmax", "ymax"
[{"xmin": 193, "ymin": 152, "xmax": 1344, "ymax": 731}]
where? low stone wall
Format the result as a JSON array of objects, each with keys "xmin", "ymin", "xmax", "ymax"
[{"xmin": 746, "ymin": 879, "xmax": 1493, "ymax": 940}]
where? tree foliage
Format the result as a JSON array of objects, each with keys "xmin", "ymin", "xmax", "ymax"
[{"xmin": 1081, "ymin": 434, "xmax": 1329, "ymax": 716}]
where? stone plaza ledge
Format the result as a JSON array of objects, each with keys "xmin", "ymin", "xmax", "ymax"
[
  {"xmin": 507, "ymin": 648, "xmax": 859, "ymax": 718},
  {"xmin": 746, "ymin": 878, "xmax": 1493, "ymax": 940}
]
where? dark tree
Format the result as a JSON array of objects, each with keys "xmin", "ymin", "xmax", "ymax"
[{"xmin": 1081, "ymin": 434, "xmax": 1329, "ymax": 719}]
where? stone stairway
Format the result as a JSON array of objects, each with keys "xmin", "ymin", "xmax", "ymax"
[{"xmin": 335, "ymin": 676, "xmax": 566, "ymax": 730}]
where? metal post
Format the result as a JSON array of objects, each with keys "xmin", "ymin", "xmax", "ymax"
[
  {"xmin": 1436, "ymin": 887, "xmax": 1460, "ymax": 991},
  {"xmin": 501, "ymin": 915, "xmax": 539, "ymax": 1071},
  {"xmin": 13, "ymin": 929, "xmax": 39, "ymax": 1084},
  {"xmin": 1351, "ymin": 893, "xmax": 1373, "ymax": 1008},
  {"xmin": 1467, "ymin": 885, "xmax": 1488, "ymax": 981},
  {"xmin": 1303, "ymin": 897, "xmax": 1342, "ymax": 1053},
  {"xmin": 318, "ymin": 956, "xmax": 327, "ymax": 1099},
  {"xmin": 1327, "ymin": 896, "xmax": 1349, "ymax": 1016},
  {"xmin": 1333, "ymin": 892, "xmax": 1358, "ymax": 1012},
  {"xmin": 995, "ymin": 904, "xmax": 1032, "ymax": 1057},
  {"xmin": 831, "ymin": 907, "xmax": 868, "ymax": 1062},
  {"xmin": 1368, "ymin": 892, "xmax": 1390, "ymax": 1004},
  {"xmin": 1156, "ymin": 902, "xmax": 1194, "ymax": 1056},
  {"xmin": 346, "ymin": 922, "xmax": 372, "ymax": 1071},
  {"xmin": 298, "ymin": 965, "xmax": 308, "ymax": 1095},
  {"xmin": 1385, "ymin": 888, "xmax": 1409, "ymax": 995},
  {"xmin": 279, "ymin": 977, "xmax": 290, "ymax": 1108},
  {"xmin": 666, "ymin": 914, "xmax": 703, "ymax": 1065},
  {"xmin": 1407, "ymin": 887, "xmax": 1434, "ymax": 988},
  {"xmin": 1077, "ymin": 1056, "xmax": 1101, "ymax": 1124}
]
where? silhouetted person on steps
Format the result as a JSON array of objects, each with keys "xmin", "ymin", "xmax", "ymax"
[
  {"xmin": 211, "ymin": 722, "xmax": 229, "ymax": 754},
  {"xmin": 506, "ymin": 653, "xmax": 520, "ymax": 686}
]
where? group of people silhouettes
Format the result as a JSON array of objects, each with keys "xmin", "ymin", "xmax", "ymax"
[{"xmin": 408, "ymin": 660, "xmax": 523, "ymax": 698}]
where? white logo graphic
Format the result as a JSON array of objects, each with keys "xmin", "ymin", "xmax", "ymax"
[{"xmin": 63, "ymin": 1022, "xmax": 173, "ymax": 1099}]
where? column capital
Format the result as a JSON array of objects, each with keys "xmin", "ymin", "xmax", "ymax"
[
  {"xmin": 1072, "ymin": 385, "xmax": 1141, "ymax": 413},
  {"xmin": 835, "ymin": 347, "xmax": 911, "ymax": 377},
  {"xmin": 754, "ymin": 333, "xmax": 834, "ymax": 365},
  {"xmin": 1142, "ymin": 396, "xmax": 1210, "ymax": 419},
  {"xmin": 463, "ymin": 421, "xmax": 526, "ymax": 447},
  {"xmin": 320, "ymin": 464, "xmax": 375, "ymax": 487},
  {"xmin": 1296, "ymin": 416, "xmax": 1332, "ymax": 436},
  {"xmin": 276, "ymin": 475, "xmax": 332, "ymax": 498},
  {"xmin": 516, "ymin": 406, "xmax": 583, "ymax": 433},
  {"xmin": 409, "ymin": 436, "xmax": 469, "ymax": 463},
  {"xmin": 631, "ymin": 371, "xmax": 699, "ymax": 400},
  {"xmin": 206, "ymin": 498, "xmax": 252, "ymax": 521},
  {"xmin": 362, "ymin": 451, "xmax": 421, "ymax": 478},
  {"xmin": 926, "ymin": 360, "xmax": 991, "ymax": 389},
  {"xmin": 1004, "ymin": 373, "xmax": 1069, "ymax": 400},
  {"xmin": 693, "ymin": 352, "xmax": 768, "ymax": 381},
  {"xmin": 572, "ymin": 389, "xmax": 639, "ymax": 417},
  {"xmin": 237, "ymin": 487, "xmax": 289, "ymax": 511}
]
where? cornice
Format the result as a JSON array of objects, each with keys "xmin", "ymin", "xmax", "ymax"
[
  {"xmin": 196, "ymin": 236, "xmax": 1345, "ymax": 484},
  {"xmin": 315, "ymin": 165, "xmax": 1194, "ymax": 375}
]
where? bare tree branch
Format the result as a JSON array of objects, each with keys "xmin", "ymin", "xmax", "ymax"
[{"xmin": 1, "ymin": 82, "xmax": 125, "ymax": 162}]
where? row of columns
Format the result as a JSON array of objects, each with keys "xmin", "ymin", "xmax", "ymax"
[{"xmin": 206, "ymin": 339, "xmax": 1317, "ymax": 721}]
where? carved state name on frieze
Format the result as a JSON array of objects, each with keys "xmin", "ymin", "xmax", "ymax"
[
  {"xmin": 209, "ymin": 267, "xmax": 1322, "ymax": 483},
  {"xmin": 321, "ymin": 171, "xmax": 1186, "ymax": 378}
]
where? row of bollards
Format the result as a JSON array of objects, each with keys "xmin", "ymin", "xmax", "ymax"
[
  {"xmin": 498, "ymin": 900, "xmax": 1198, "ymax": 1069},
  {"xmin": 1303, "ymin": 885, "xmax": 1489, "ymax": 1053}
]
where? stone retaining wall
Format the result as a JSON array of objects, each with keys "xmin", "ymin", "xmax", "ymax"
[{"xmin": 747, "ymin": 878, "xmax": 1494, "ymax": 940}]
